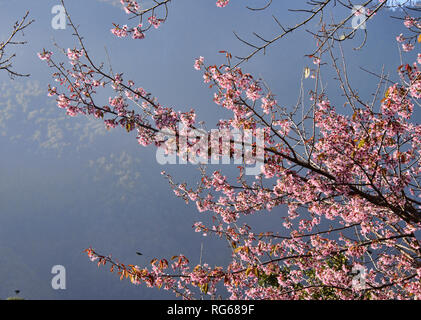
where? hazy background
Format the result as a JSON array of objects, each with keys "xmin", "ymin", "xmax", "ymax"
[{"xmin": 0, "ymin": 0, "xmax": 417, "ymax": 299}]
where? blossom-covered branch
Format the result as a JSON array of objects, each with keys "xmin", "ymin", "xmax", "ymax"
[{"xmin": 38, "ymin": 0, "xmax": 421, "ymax": 299}]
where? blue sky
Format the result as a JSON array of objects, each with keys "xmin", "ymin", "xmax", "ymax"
[{"xmin": 0, "ymin": 0, "xmax": 418, "ymax": 299}]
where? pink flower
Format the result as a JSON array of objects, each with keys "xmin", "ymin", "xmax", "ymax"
[
  {"xmin": 402, "ymin": 43, "xmax": 414, "ymax": 52},
  {"xmin": 404, "ymin": 16, "xmax": 416, "ymax": 28},
  {"xmin": 396, "ymin": 33, "xmax": 405, "ymax": 43},
  {"xmin": 66, "ymin": 48, "xmax": 84, "ymax": 61},
  {"xmin": 110, "ymin": 24, "xmax": 128, "ymax": 38},
  {"xmin": 37, "ymin": 50, "xmax": 52, "ymax": 61},
  {"xmin": 86, "ymin": 248, "xmax": 98, "ymax": 262},
  {"xmin": 120, "ymin": 0, "xmax": 139, "ymax": 14},
  {"xmin": 148, "ymin": 16, "xmax": 161, "ymax": 29},
  {"xmin": 366, "ymin": 9, "xmax": 375, "ymax": 16},
  {"xmin": 194, "ymin": 56, "xmax": 204, "ymax": 70},
  {"xmin": 246, "ymin": 83, "xmax": 261, "ymax": 101},
  {"xmin": 57, "ymin": 94, "xmax": 70, "ymax": 109},
  {"xmin": 261, "ymin": 95, "xmax": 276, "ymax": 114},
  {"xmin": 104, "ymin": 119, "xmax": 117, "ymax": 129},
  {"xmin": 132, "ymin": 25, "xmax": 145, "ymax": 39},
  {"xmin": 180, "ymin": 109, "xmax": 196, "ymax": 127},
  {"xmin": 216, "ymin": 0, "xmax": 229, "ymax": 7}
]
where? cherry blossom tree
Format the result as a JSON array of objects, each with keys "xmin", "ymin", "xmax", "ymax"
[{"xmin": 39, "ymin": 0, "xmax": 421, "ymax": 299}]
